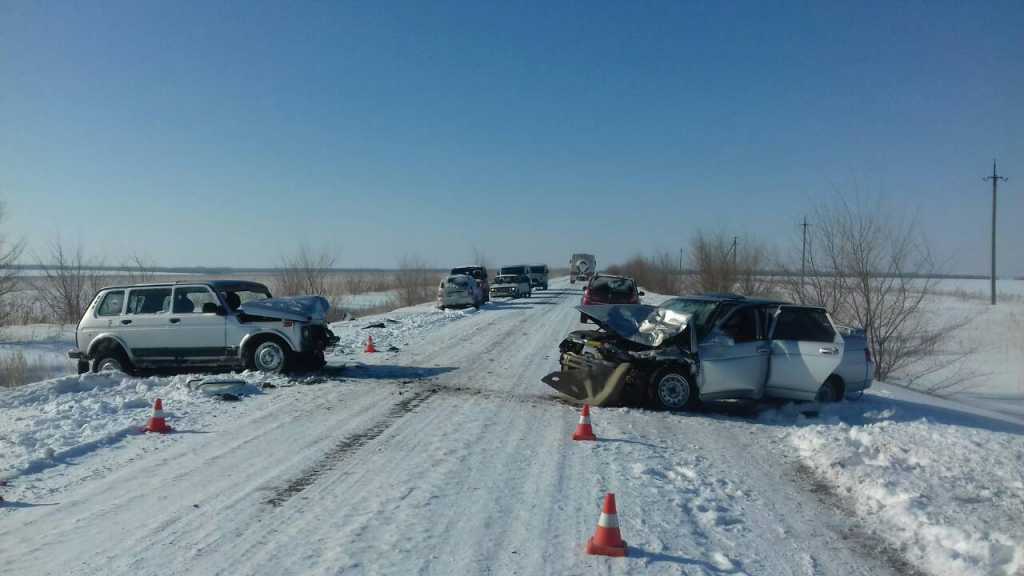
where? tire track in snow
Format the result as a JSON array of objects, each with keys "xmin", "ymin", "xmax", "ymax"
[
  {"xmin": 264, "ymin": 386, "xmax": 438, "ymax": 507},
  {"xmin": 793, "ymin": 462, "xmax": 930, "ymax": 576},
  {"xmin": 263, "ymin": 293, "xmax": 566, "ymax": 509}
]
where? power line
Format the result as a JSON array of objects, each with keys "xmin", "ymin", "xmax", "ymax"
[{"xmin": 983, "ymin": 160, "xmax": 1008, "ymax": 306}]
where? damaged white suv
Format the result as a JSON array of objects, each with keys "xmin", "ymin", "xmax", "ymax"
[{"xmin": 67, "ymin": 280, "xmax": 339, "ymax": 374}]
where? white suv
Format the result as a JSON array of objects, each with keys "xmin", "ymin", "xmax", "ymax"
[{"xmin": 67, "ymin": 280, "xmax": 339, "ymax": 374}]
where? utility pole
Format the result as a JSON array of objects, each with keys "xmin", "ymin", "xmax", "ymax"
[
  {"xmin": 731, "ymin": 236, "xmax": 738, "ymax": 270},
  {"xmin": 983, "ymin": 160, "xmax": 1007, "ymax": 305},
  {"xmin": 800, "ymin": 216, "xmax": 810, "ymax": 291}
]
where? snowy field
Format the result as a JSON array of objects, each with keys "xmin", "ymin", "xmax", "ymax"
[{"xmin": 0, "ymin": 278, "xmax": 1021, "ymax": 576}]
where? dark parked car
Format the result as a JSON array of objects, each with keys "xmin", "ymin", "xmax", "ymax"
[
  {"xmin": 581, "ymin": 275, "xmax": 642, "ymax": 322},
  {"xmin": 450, "ymin": 265, "xmax": 490, "ymax": 303}
]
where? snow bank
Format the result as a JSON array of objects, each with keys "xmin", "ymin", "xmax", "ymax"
[
  {"xmin": 328, "ymin": 303, "xmax": 478, "ymax": 356},
  {"xmin": 787, "ymin": 403, "xmax": 1024, "ymax": 576},
  {"xmin": 0, "ymin": 371, "xmax": 263, "ymax": 480}
]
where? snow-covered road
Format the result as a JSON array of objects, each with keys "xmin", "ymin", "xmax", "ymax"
[{"xmin": 1, "ymin": 278, "xmax": 1021, "ymax": 576}]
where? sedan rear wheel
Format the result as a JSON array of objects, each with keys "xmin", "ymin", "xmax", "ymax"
[{"xmin": 815, "ymin": 377, "xmax": 843, "ymax": 403}]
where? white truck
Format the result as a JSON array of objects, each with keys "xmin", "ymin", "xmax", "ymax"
[{"xmin": 569, "ymin": 253, "xmax": 596, "ymax": 285}]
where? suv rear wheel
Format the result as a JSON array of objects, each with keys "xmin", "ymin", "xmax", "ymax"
[
  {"xmin": 92, "ymin": 346, "xmax": 132, "ymax": 375},
  {"xmin": 246, "ymin": 337, "xmax": 289, "ymax": 373}
]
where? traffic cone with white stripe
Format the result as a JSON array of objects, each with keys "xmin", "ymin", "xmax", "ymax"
[
  {"xmin": 586, "ymin": 492, "xmax": 628, "ymax": 557},
  {"xmin": 364, "ymin": 335, "xmax": 378, "ymax": 353},
  {"xmin": 143, "ymin": 398, "xmax": 172, "ymax": 434},
  {"xmin": 572, "ymin": 404, "xmax": 597, "ymax": 441}
]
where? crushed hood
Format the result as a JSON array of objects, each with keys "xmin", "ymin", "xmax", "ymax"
[
  {"xmin": 238, "ymin": 296, "xmax": 330, "ymax": 323},
  {"xmin": 577, "ymin": 304, "xmax": 691, "ymax": 348}
]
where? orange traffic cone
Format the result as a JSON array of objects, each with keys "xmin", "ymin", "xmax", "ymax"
[
  {"xmin": 364, "ymin": 335, "xmax": 378, "ymax": 353},
  {"xmin": 586, "ymin": 493, "xmax": 628, "ymax": 557},
  {"xmin": 143, "ymin": 398, "xmax": 173, "ymax": 434},
  {"xmin": 572, "ymin": 404, "xmax": 597, "ymax": 441}
]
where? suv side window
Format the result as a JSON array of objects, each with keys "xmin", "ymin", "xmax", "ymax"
[
  {"xmin": 126, "ymin": 288, "xmax": 172, "ymax": 315},
  {"xmin": 173, "ymin": 286, "xmax": 219, "ymax": 314},
  {"xmin": 719, "ymin": 306, "xmax": 758, "ymax": 343},
  {"xmin": 772, "ymin": 308, "xmax": 836, "ymax": 342},
  {"xmin": 96, "ymin": 290, "xmax": 125, "ymax": 316}
]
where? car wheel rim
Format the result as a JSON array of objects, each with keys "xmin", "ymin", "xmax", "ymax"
[
  {"xmin": 658, "ymin": 374, "xmax": 689, "ymax": 408},
  {"xmin": 255, "ymin": 342, "xmax": 284, "ymax": 372},
  {"xmin": 98, "ymin": 358, "xmax": 122, "ymax": 372}
]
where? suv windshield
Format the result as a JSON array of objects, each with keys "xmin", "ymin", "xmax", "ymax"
[
  {"xmin": 529, "ymin": 266, "xmax": 546, "ymax": 273},
  {"xmin": 500, "ymin": 266, "xmax": 526, "ymax": 275},
  {"xmin": 219, "ymin": 287, "xmax": 272, "ymax": 311}
]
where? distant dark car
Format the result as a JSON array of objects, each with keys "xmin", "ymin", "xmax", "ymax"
[
  {"xmin": 450, "ymin": 265, "xmax": 490, "ymax": 303},
  {"xmin": 581, "ymin": 275, "xmax": 643, "ymax": 322}
]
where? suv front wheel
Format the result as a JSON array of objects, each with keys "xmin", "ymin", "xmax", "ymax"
[{"xmin": 246, "ymin": 337, "xmax": 290, "ymax": 373}]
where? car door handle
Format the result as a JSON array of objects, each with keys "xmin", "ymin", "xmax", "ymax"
[
  {"xmin": 120, "ymin": 319, "xmax": 132, "ymax": 325},
  {"xmin": 757, "ymin": 348, "xmax": 770, "ymax": 355},
  {"xmin": 819, "ymin": 346, "xmax": 839, "ymax": 355},
  {"xmin": 169, "ymin": 318, "xmax": 180, "ymax": 324}
]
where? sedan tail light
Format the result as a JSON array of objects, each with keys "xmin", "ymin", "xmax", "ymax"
[{"xmin": 582, "ymin": 288, "xmax": 592, "ymax": 305}]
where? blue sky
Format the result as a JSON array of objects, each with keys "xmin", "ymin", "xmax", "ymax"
[{"xmin": 1, "ymin": 1, "xmax": 1021, "ymax": 274}]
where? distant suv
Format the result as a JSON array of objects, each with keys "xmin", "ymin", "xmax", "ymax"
[
  {"xmin": 527, "ymin": 264, "xmax": 549, "ymax": 290},
  {"xmin": 67, "ymin": 280, "xmax": 339, "ymax": 374},
  {"xmin": 450, "ymin": 265, "xmax": 490, "ymax": 303},
  {"xmin": 490, "ymin": 274, "xmax": 532, "ymax": 299}
]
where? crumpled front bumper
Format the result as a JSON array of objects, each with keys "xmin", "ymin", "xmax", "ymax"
[{"xmin": 541, "ymin": 352, "xmax": 632, "ymax": 407}]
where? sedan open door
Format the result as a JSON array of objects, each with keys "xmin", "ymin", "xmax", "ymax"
[{"xmin": 765, "ymin": 306, "xmax": 844, "ymax": 401}]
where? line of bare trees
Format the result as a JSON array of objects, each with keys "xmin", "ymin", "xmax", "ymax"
[{"xmin": 0, "ymin": 204, "xmax": 24, "ymax": 329}]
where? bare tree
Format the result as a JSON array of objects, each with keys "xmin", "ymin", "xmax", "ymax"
[
  {"xmin": 684, "ymin": 231, "xmax": 776, "ymax": 296},
  {"xmin": 394, "ymin": 255, "xmax": 438, "ymax": 307},
  {"xmin": 122, "ymin": 254, "xmax": 157, "ymax": 284},
  {"xmin": 792, "ymin": 196, "xmax": 978, "ymax": 389},
  {"xmin": 0, "ymin": 203, "xmax": 25, "ymax": 328},
  {"xmin": 471, "ymin": 246, "xmax": 491, "ymax": 271},
  {"xmin": 33, "ymin": 238, "xmax": 106, "ymax": 325},
  {"xmin": 276, "ymin": 244, "xmax": 337, "ymax": 297}
]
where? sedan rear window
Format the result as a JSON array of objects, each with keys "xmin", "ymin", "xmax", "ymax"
[
  {"xmin": 589, "ymin": 277, "xmax": 635, "ymax": 298},
  {"xmin": 773, "ymin": 308, "xmax": 836, "ymax": 342}
]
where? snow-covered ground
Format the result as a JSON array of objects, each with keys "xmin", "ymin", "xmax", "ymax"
[{"xmin": 0, "ymin": 278, "xmax": 1021, "ymax": 576}]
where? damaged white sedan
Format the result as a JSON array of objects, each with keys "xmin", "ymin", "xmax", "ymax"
[
  {"xmin": 68, "ymin": 280, "xmax": 339, "ymax": 374},
  {"xmin": 542, "ymin": 294, "xmax": 874, "ymax": 410}
]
